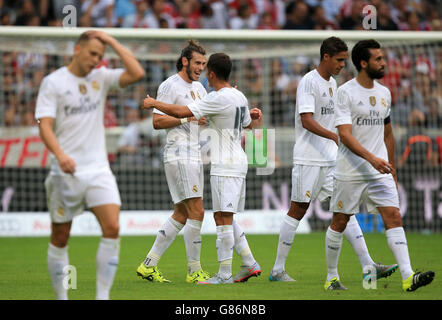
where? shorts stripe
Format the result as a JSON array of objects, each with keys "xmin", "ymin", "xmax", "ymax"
[{"xmin": 179, "ymin": 161, "xmax": 189, "ymax": 198}]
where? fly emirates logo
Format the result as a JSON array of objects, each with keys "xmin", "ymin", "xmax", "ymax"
[
  {"xmin": 64, "ymin": 96, "xmax": 99, "ymax": 116},
  {"xmin": 320, "ymin": 99, "xmax": 334, "ymax": 115},
  {"xmin": 356, "ymin": 110, "xmax": 383, "ymax": 126}
]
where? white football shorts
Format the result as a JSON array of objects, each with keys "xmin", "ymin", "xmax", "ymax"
[
  {"xmin": 330, "ymin": 174, "xmax": 400, "ymax": 214},
  {"xmin": 164, "ymin": 160, "xmax": 204, "ymax": 204},
  {"xmin": 210, "ymin": 175, "xmax": 246, "ymax": 214},
  {"xmin": 290, "ymin": 164, "xmax": 334, "ymax": 203},
  {"xmin": 45, "ymin": 170, "xmax": 121, "ymax": 223}
]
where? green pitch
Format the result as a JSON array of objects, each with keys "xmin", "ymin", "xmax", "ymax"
[{"xmin": 0, "ymin": 232, "xmax": 440, "ymax": 300}]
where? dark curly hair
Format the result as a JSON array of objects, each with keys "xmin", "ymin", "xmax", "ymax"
[{"xmin": 176, "ymin": 39, "xmax": 206, "ymax": 71}]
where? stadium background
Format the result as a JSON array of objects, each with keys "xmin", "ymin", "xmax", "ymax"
[{"xmin": 0, "ymin": 0, "xmax": 441, "ymax": 236}]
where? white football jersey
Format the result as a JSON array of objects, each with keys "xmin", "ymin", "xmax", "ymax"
[
  {"xmin": 35, "ymin": 66, "xmax": 124, "ymax": 175},
  {"xmin": 293, "ymin": 69, "xmax": 337, "ymax": 166},
  {"xmin": 188, "ymin": 87, "xmax": 252, "ymax": 178},
  {"xmin": 154, "ymin": 73, "xmax": 207, "ymax": 163},
  {"xmin": 334, "ymin": 78, "xmax": 392, "ymax": 181}
]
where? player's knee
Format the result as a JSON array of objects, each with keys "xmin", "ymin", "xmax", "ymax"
[
  {"xmin": 330, "ymin": 213, "xmax": 349, "ymax": 232},
  {"xmin": 288, "ymin": 202, "xmax": 309, "ymax": 220},
  {"xmin": 190, "ymin": 206, "xmax": 205, "ymax": 221},
  {"xmin": 383, "ymin": 210, "xmax": 403, "ymax": 229},
  {"xmin": 213, "ymin": 212, "xmax": 226, "ymax": 226},
  {"xmin": 171, "ymin": 211, "xmax": 187, "ymax": 224},
  {"xmin": 102, "ymin": 222, "xmax": 120, "ymax": 238},
  {"xmin": 51, "ymin": 229, "xmax": 70, "ymax": 247}
]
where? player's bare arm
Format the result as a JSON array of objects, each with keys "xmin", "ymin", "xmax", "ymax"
[
  {"xmin": 384, "ymin": 121, "xmax": 398, "ymax": 184},
  {"xmin": 244, "ymin": 108, "xmax": 263, "ymax": 129},
  {"xmin": 337, "ymin": 124, "xmax": 393, "ymax": 174},
  {"xmin": 153, "ymin": 113, "xmax": 206, "ymax": 129},
  {"xmin": 153, "ymin": 113, "xmax": 187, "ymax": 129},
  {"xmin": 92, "ymin": 31, "xmax": 145, "ymax": 88},
  {"xmin": 38, "ymin": 117, "xmax": 76, "ymax": 174},
  {"xmin": 142, "ymin": 95, "xmax": 194, "ymax": 118},
  {"xmin": 300, "ymin": 112, "xmax": 338, "ymax": 145}
]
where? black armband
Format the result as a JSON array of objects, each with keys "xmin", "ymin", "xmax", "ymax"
[{"xmin": 384, "ymin": 116, "xmax": 391, "ymax": 125}]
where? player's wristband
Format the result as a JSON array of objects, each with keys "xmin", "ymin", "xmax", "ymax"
[{"xmin": 181, "ymin": 118, "xmax": 188, "ymax": 124}]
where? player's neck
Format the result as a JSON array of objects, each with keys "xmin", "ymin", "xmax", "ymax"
[
  {"xmin": 178, "ymin": 70, "xmax": 192, "ymax": 83},
  {"xmin": 67, "ymin": 61, "xmax": 87, "ymax": 78},
  {"xmin": 316, "ymin": 65, "xmax": 331, "ymax": 81},
  {"xmin": 213, "ymin": 81, "xmax": 231, "ymax": 91},
  {"xmin": 356, "ymin": 72, "xmax": 375, "ymax": 89}
]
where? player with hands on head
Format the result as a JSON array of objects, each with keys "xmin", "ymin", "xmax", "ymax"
[{"xmin": 35, "ymin": 30, "xmax": 145, "ymax": 300}]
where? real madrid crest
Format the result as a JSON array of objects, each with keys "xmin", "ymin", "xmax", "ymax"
[
  {"xmin": 79, "ymin": 83, "xmax": 87, "ymax": 95},
  {"xmin": 369, "ymin": 96, "xmax": 376, "ymax": 106},
  {"xmin": 190, "ymin": 91, "xmax": 196, "ymax": 100},
  {"xmin": 329, "ymin": 87, "xmax": 333, "ymax": 97},
  {"xmin": 337, "ymin": 201, "xmax": 343, "ymax": 209},
  {"xmin": 197, "ymin": 91, "xmax": 201, "ymax": 100},
  {"xmin": 92, "ymin": 81, "xmax": 100, "ymax": 91},
  {"xmin": 57, "ymin": 207, "xmax": 65, "ymax": 217}
]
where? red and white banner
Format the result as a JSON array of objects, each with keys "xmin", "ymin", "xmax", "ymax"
[
  {"xmin": 0, "ymin": 127, "xmax": 121, "ymax": 167},
  {"xmin": 0, "ymin": 127, "xmax": 49, "ymax": 167},
  {"xmin": 0, "ymin": 210, "xmax": 310, "ymax": 237}
]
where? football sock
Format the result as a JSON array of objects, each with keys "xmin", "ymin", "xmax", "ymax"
[
  {"xmin": 344, "ymin": 215, "xmax": 375, "ymax": 269},
  {"xmin": 144, "ymin": 217, "xmax": 184, "ymax": 267},
  {"xmin": 272, "ymin": 214, "xmax": 299, "ymax": 273},
  {"xmin": 232, "ymin": 220, "xmax": 256, "ymax": 267},
  {"xmin": 47, "ymin": 243, "xmax": 69, "ymax": 300},
  {"xmin": 184, "ymin": 219, "xmax": 203, "ymax": 274},
  {"xmin": 216, "ymin": 225, "xmax": 234, "ymax": 279},
  {"xmin": 386, "ymin": 227, "xmax": 413, "ymax": 280},
  {"xmin": 325, "ymin": 227, "xmax": 343, "ymax": 282},
  {"xmin": 96, "ymin": 237, "xmax": 120, "ymax": 300}
]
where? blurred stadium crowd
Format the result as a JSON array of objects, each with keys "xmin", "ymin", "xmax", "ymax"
[
  {"xmin": 0, "ymin": 0, "xmax": 441, "ymax": 167},
  {"xmin": 0, "ymin": 0, "xmax": 441, "ymax": 31}
]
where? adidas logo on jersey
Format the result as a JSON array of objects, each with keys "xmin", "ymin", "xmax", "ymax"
[
  {"xmin": 322, "ymin": 92, "xmax": 327, "ymax": 97},
  {"xmin": 227, "ymin": 203, "xmax": 233, "ymax": 208},
  {"xmin": 358, "ymin": 101, "xmax": 364, "ymax": 106}
]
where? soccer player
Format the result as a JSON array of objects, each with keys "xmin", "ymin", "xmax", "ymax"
[
  {"xmin": 35, "ymin": 30, "xmax": 145, "ymax": 300},
  {"xmin": 142, "ymin": 53, "xmax": 263, "ymax": 284},
  {"xmin": 269, "ymin": 37, "xmax": 398, "ymax": 283},
  {"xmin": 136, "ymin": 40, "xmax": 211, "ymax": 284},
  {"xmin": 324, "ymin": 39, "xmax": 435, "ymax": 291}
]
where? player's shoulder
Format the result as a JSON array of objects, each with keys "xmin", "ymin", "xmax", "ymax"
[
  {"xmin": 88, "ymin": 65, "xmax": 116, "ymax": 80},
  {"xmin": 299, "ymin": 69, "xmax": 317, "ymax": 83},
  {"xmin": 336, "ymin": 79, "xmax": 356, "ymax": 103},
  {"xmin": 337, "ymin": 78, "xmax": 356, "ymax": 92},
  {"xmin": 228, "ymin": 87, "xmax": 248, "ymax": 104},
  {"xmin": 298, "ymin": 69, "xmax": 320, "ymax": 90},
  {"xmin": 204, "ymin": 89, "xmax": 221, "ymax": 102},
  {"xmin": 231, "ymin": 87, "xmax": 246, "ymax": 97},
  {"xmin": 374, "ymin": 80, "xmax": 391, "ymax": 95},
  {"xmin": 203, "ymin": 87, "xmax": 234, "ymax": 104},
  {"xmin": 45, "ymin": 66, "xmax": 66, "ymax": 79},
  {"xmin": 41, "ymin": 67, "xmax": 68, "ymax": 88},
  {"xmin": 303, "ymin": 69, "xmax": 318, "ymax": 79},
  {"xmin": 158, "ymin": 74, "xmax": 181, "ymax": 92},
  {"xmin": 192, "ymin": 80, "xmax": 206, "ymax": 92},
  {"xmin": 163, "ymin": 73, "xmax": 180, "ymax": 85}
]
